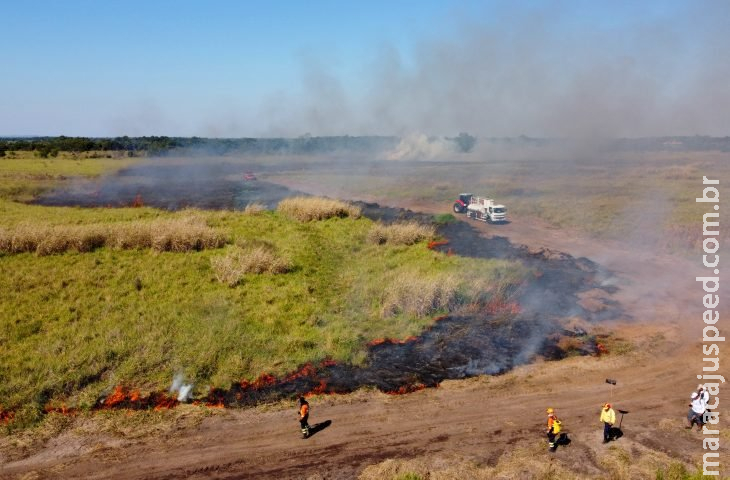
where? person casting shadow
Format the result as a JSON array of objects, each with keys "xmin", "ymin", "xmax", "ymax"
[{"xmin": 305, "ymin": 419, "xmax": 332, "ymax": 439}]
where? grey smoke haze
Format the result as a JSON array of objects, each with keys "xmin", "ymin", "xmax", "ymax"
[{"xmin": 251, "ymin": 2, "xmax": 729, "ymax": 139}]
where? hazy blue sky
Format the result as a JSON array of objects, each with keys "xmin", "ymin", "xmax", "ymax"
[{"xmin": 1, "ymin": 0, "xmax": 728, "ymax": 137}]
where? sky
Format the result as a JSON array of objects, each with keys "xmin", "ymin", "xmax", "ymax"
[{"xmin": 1, "ymin": 0, "xmax": 728, "ymax": 138}]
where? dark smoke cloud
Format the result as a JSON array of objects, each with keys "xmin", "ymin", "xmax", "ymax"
[{"xmin": 253, "ymin": 1, "xmax": 729, "ymax": 138}]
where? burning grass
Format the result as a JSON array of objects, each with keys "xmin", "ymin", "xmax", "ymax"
[
  {"xmin": 367, "ymin": 221, "xmax": 436, "ymax": 246},
  {"xmin": 277, "ymin": 196, "xmax": 361, "ymax": 222},
  {"xmin": 0, "ymin": 215, "xmax": 227, "ymax": 255}
]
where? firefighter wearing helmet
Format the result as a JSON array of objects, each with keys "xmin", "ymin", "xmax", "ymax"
[
  {"xmin": 600, "ymin": 403, "xmax": 616, "ymax": 443},
  {"xmin": 298, "ymin": 396, "xmax": 311, "ymax": 438},
  {"xmin": 546, "ymin": 407, "xmax": 561, "ymax": 452}
]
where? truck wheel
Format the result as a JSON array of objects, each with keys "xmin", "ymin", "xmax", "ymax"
[{"xmin": 453, "ymin": 202, "xmax": 464, "ymax": 213}]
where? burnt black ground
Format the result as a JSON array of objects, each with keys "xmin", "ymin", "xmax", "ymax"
[{"xmin": 32, "ymin": 161, "xmax": 302, "ymax": 210}]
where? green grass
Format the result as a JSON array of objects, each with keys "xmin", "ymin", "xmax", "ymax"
[{"xmin": 0, "ymin": 155, "xmax": 527, "ymax": 427}]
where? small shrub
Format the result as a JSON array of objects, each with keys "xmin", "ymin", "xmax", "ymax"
[
  {"xmin": 109, "ymin": 223, "xmax": 152, "ymax": 250},
  {"xmin": 35, "ymin": 226, "xmax": 72, "ymax": 256},
  {"xmin": 433, "ymin": 213, "xmax": 457, "ymax": 225},
  {"xmin": 367, "ymin": 222, "xmax": 435, "ymax": 246},
  {"xmin": 70, "ymin": 226, "xmax": 107, "ymax": 253},
  {"xmin": 381, "ymin": 273, "xmax": 459, "ymax": 318},
  {"xmin": 211, "ymin": 246, "xmax": 291, "ymax": 286},
  {"xmin": 9, "ymin": 223, "xmax": 44, "ymax": 253},
  {"xmin": 277, "ymin": 196, "xmax": 361, "ymax": 222},
  {"xmin": 149, "ymin": 217, "xmax": 226, "ymax": 252}
]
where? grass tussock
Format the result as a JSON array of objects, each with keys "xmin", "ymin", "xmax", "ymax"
[
  {"xmin": 242, "ymin": 202, "xmax": 267, "ymax": 215},
  {"xmin": 277, "ymin": 196, "xmax": 361, "ymax": 222},
  {"xmin": 211, "ymin": 246, "xmax": 292, "ymax": 286},
  {"xmin": 381, "ymin": 273, "xmax": 459, "ymax": 318},
  {"xmin": 367, "ymin": 222, "xmax": 435, "ymax": 246},
  {"xmin": 0, "ymin": 216, "xmax": 227, "ymax": 256}
]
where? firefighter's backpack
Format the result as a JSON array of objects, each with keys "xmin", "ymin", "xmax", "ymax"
[{"xmin": 552, "ymin": 419, "xmax": 562, "ymax": 434}]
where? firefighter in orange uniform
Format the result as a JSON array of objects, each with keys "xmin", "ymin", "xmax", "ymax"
[{"xmin": 299, "ymin": 396, "xmax": 311, "ymax": 438}]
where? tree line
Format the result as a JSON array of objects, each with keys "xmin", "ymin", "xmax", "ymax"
[
  {"xmin": 0, "ymin": 134, "xmax": 487, "ymax": 158},
  {"xmin": 0, "ymin": 135, "xmax": 406, "ymax": 158}
]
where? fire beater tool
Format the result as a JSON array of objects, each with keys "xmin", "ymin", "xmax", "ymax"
[
  {"xmin": 605, "ymin": 378, "xmax": 617, "ymax": 401},
  {"xmin": 617, "ymin": 409, "xmax": 629, "ymax": 429}
]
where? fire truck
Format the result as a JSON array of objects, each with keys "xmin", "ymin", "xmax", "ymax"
[{"xmin": 453, "ymin": 193, "xmax": 507, "ymax": 223}]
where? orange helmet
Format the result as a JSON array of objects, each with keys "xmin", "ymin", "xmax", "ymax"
[{"xmin": 546, "ymin": 407, "xmax": 554, "ymax": 414}]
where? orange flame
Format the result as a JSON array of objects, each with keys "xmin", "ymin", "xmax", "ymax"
[
  {"xmin": 0, "ymin": 405, "xmax": 14, "ymax": 423},
  {"xmin": 102, "ymin": 385, "xmax": 127, "ymax": 408},
  {"xmin": 385, "ymin": 383, "xmax": 427, "ymax": 395},
  {"xmin": 427, "ymin": 239, "xmax": 449, "ymax": 250},
  {"xmin": 484, "ymin": 298, "xmax": 522, "ymax": 315},
  {"xmin": 152, "ymin": 395, "xmax": 179, "ymax": 411},
  {"xmin": 43, "ymin": 403, "xmax": 76, "ymax": 415},
  {"xmin": 367, "ymin": 336, "xmax": 419, "ymax": 347},
  {"xmin": 319, "ymin": 358, "xmax": 337, "ymax": 368},
  {"xmin": 97, "ymin": 385, "xmax": 179, "ymax": 411},
  {"xmin": 283, "ymin": 363, "xmax": 318, "ymax": 383},
  {"xmin": 132, "ymin": 193, "xmax": 144, "ymax": 208},
  {"xmin": 306, "ymin": 379, "xmax": 329, "ymax": 397}
]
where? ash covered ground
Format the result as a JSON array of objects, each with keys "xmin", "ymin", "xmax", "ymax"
[{"xmin": 32, "ymin": 160, "xmax": 302, "ymax": 210}]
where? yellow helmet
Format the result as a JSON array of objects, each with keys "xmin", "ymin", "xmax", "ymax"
[{"xmin": 546, "ymin": 407, "xmax": 554, "ymax": 414}]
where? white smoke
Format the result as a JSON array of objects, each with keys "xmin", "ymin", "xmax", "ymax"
[
  {"xmin": 170, "ymin": 373, "xmax": 194, "ymax": 402},
  {"xmin": 385, "ymin": 133, "xmax": 455, "ymax": 160}
]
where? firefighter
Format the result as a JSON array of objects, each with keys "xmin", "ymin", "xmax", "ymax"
[
  {"xmin": 686, "ymin": 389, "xmax": 707, "ymax": 430},
  {"xmin": 298, "ymin": 396, "xmax": 310, "ymax": 438},
  {"xmin": 546, "ymin": 407, "xmax": 561, "ymax": 451},
  {"xmin": 600, "ymin": 403, "xmax": 616, "ymax": 443}
]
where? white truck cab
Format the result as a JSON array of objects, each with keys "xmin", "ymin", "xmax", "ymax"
[{"xmin": 466, "ymin": 196, "xmax": 507, "ymax": 223}]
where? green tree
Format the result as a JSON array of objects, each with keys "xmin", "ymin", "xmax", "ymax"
[{"xmin": 453, "ymin": 132, "xmax": 477, "ymax": 153}]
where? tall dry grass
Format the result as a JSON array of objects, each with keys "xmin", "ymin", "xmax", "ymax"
[
  {"xmin": 211, "ymin": 246, "xmax": 292, "ymax": 286},
  {"xmin": 0, "ymin": 216, "xmax": 226, "ymax": 256},
  {"xmin": 381, "ymin": 272, "xmax": 459, "ymax": 318},
  {"xmin": 367, "ymin": 222, "xmax": 435, "ymax": 246},
  {"xmin": 277, "ymin": 196, "xmax": 361, "ymax": 222}
]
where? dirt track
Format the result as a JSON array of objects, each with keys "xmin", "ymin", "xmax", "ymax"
[{"xmin": 1, "ymin": 196, "xmax": 726, "ymax": 479}]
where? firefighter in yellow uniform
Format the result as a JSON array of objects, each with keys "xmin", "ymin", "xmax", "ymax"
[
  {"xmin": 546, "ymin": 407, "xmax": 561, "ymax": 452},
  {"xmin": 600, "ymin": 403, "xmax": 616, "ymax": 443}
]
